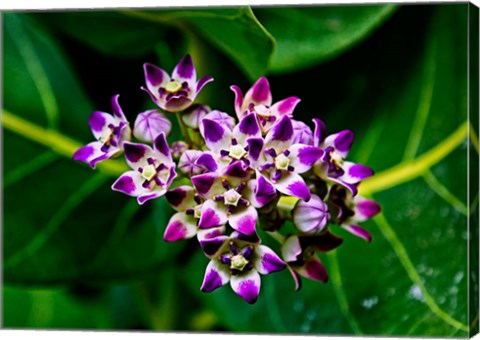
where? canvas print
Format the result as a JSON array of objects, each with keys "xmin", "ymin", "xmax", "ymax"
[{"xmin": 2, "ymin": 2, "xmax": 479, "ymax": 337}]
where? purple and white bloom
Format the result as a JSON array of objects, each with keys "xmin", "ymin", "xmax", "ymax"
[
  {"xmin": 231, "ymin": 77, "xmax": 301, "ymax": 133},
  {"xmin": 112, "ymin": 133, "xmax": 176, "ymax": 204},
  {"xmin": 198, "ymin": 112, "xmax": 263, "ymax": 171},
  {"xmin": 73, "ymin": 95, "xmax": 131, "ymax": 168},
  {"xmin": 201, "ymin": 236, "xmax": 286, "ymax": 304},
  {"xmin": 142, "ymin": 55, "xmax": 213, "ymax": 112},
  {"xmin": 293, "ymin": 194, "xmax": 330, "ymax": 234},
  {"xmin": 133, "ymin": 109, "xmax": 172, "ymax": 142},
  {"xmin": 178, "ymin": 150, "xmax": 208, "ymax": 176},
  {"xmin": 191, "ymin": 162, "xmax": 260, "ymax": 236},
  {"xmin": 281, "ymin": 232, "xmax": 343, "ymax": 290},
  {"xmin": 202, "ymin": 110, "xmax": 236, "ymax": 131},
  {"xmin": 292, "ymin": 119, "xmax": 314, "ymax": 145},
  {"xmin": 257, "ymin": 115, "xmax": 324, "ymax": 201},
  {"xmin": 329, "ymin": 185, "xmax": 380, "ymax": 242},
  {"xmin": 312, "ymin": 118, "xmax": 374, "ymax": 196},
  {"xmin": 182, "ymin": 104, "xmax": 211, "ymax": 129}
]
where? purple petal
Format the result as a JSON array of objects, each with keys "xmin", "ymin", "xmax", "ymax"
[
  {"xmin": 134, "ymin": 110, "xmax": 172, "ymax": 142},
  {"xmin": 246, "ymin": 138, "xmax": 264, "ymax": 165},
  {"xmin": 230, "ymin": 85, "xmax": 244, "ymax": 118},
  {"xmin": 198, "ymin": 232, "xmax": 229, "ymax": 257},
  {"xmin": 123, "ymin": 142, "xmax": 149, "ymax": 164},
  {"xmin": 230, "ymin": 270, "xmax": 261, "ymax": 304},
  {"xmin": 137, "ymin": 190, "xmax": 166, "ymax": 205},
  {"xmin": 355, "ymin": 198, "xmax": 381, "ymax": 221},
  {"xmin": 173, "ymin": 54, "xmax": 196, "ymax": 83},
  {"xmin": 144, "ymin": 63, "xmax": 169, "ymax": 89},
  {"xmin": 196, "ymin": 153, "xmax": 218, "ymax": 172},
  {"xmin": 111, "ymin": 170, "xmax": 148, "ymax": 199},
  {"xmin": 254, "ymin": 245, "xmax": 286, "ymax": 274},
  {"xmin": 191, "ymin": 173, "xmax": 218, "ymax": 196},
  {"xmin": 245, "ymin": 77, "xmax": 271, "ymax": 106},
  {"xmin": 111, "ymin": 94, "xmax": 127, "ymax": 120},
  {"xmin": 343, "ymin": 224, "xmax": 372, "ymax": 242},
  {"xmin": 324, "ymin": 130, "xmax": 354, "ymax": 158},
  {"xmin": 201, "ymin": 260, "xmax": 230, "ymax": 292},
  {"xmin": 198, "ymin": 199, "xmax": 228, "ymax": 229},
  {"xmin": 253, "ymin": 175, "xmax": 277, "ymax": 208},
  {"xmin": 341, "ymin": 162, "xmax": 374, "ymax": 184},
  {"xmin": 238, "ymin": 112, "xmax": 260, "ymax": 137},
  {"xmin": 230, "ymin": 230, "xmax": 261, "ymax": 244},
  {"xmin": 195, "ymin": 75, "xmax": 214, "ymax": 95},
  {"xmin": 228, "ymin": 205, "xmax": 257, "ymax": 235},
  {"xmin": 293, "ymin": 194, "xmax": 330, "ymax": 234},
  {"xmin": 270, "ymin": 96, "xmax": 300, "ymax": 116},
  {"xmin": 313, "ymin": 118, "xmax": 327, "ymax": 146},
  {"xmin": 72, "ymin": 141, "xmax": 112, "ymax": 168},
  {"xmin": 165, "ymin": 185, "xmax": 195, "ymax": 211},
  {"xmin": 289, "ymin": 144, "xmax": 324, "ymax": 174},
  {"xmin": 200, "ymin": 118, "xmax": 231, "ymax": 153},
  {"xmin": 270, "ymin": 115, "xmax": 293, "ymax": 142},
  {"xmin": 298, "ymin": 256, "xmax": 328, "ymax": 283},
  {"xmin": 165, "ymin": 96, "xmax": 193, "ymax": 112},
  {"xmin": 224, "ymin": 161, "xmax": 249, "ymax": 179},
  {"xmin": 153, "ymin": 133, "xmax": 171, "ymax": 159},
  {"xmin": 274, "ymin": 173, "xmax": 311, "ymax": 201},
  {"xmin": 88, "ymin": 111, "xmax": 108, "ymax": 134},
  {"xmin": 163, "ymin": 212, "xmax": 197, "ymax": 242}
]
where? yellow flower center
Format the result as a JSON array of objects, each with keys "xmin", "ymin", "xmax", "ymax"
[
  {"xmin": 165, "ymin": 80, "xmax": 182, "ymax": 93},
  {"xmin": 224, "ymin": 189, "xmax": 242, "ymax": 206},
  {"xmin": 275, "ymin": 153, "xmax": 290, "ymax": 170},
  {"xmin": 229, "ymin": 144, "xmax": 246, "ymax": 160},
  {"xmin": 230, "ymin": 254, "xmax": 249, "ymax": 271},
  {"xmin": 141, "ymin": 164, "xmax": 157, "ymax": 181}
]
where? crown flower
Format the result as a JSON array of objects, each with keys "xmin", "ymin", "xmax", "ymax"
[
  {"xmin": 73, "ymin": 54, "xmax": 380, "ymax": 304},
  {"xmin": 142, "ymin": 55, "xmax": 213, "ymax": 112}
]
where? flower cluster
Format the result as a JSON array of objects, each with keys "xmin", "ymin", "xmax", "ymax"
[{"xmin": 74, "ymin": 55, "xmax": 380, "ymax": 304}]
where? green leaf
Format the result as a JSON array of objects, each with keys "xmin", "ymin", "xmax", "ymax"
[
  {"xmin": 181, "ymin": 4, "xmax": 473, "ymax": 336},
  {"xmin": 254, "ymin": 4, "xmax": 397, "ymax": 73},
  {"xmin": 120, "ymin": 7, "xmax": 275, "ymax": 81},
  {"xmin": 3, "ymin": 13, "xmax": 180, "ymax": 284},
  {"xmin": 31, "ymin": 11, "xmax": 169, "ymax": 58}
]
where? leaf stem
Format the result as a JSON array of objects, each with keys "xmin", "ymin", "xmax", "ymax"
[
  {"xmin": 175, "ymin": 111, "xmax": 191, "ymax": 145},
  {"xmin": 267, "ymin": 231, "xmax": 285, "ymax": 244}
]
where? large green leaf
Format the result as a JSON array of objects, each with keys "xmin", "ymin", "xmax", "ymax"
[
  {"xmin": 254, "ymin": 4, "xmax": 397, "ymax": 73},
  {"xmin": 181, "ymin": 4, "xmax": 474, "ymax": 336},
  {"xmin": 3, "ymin": 13, "xmax": 182, "ymax": 284}
]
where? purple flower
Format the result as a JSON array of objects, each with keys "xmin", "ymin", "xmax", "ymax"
[
  {"xmin": 73, "ymin": 95, "xmax": 131, "ymax": 168},
  {"xmin": 281, "ymin": 232, "xmax": 343, "ymax": 290},
  {"xmin": 293, "ymin": 194, "xmax": 330, "ymax": 234},
  {"xmin": 312, "ymin": 118, "xmax": 374, "ymax": 196},
  {"xmin": 231, "ymin": 77, "xmax": 300, "ymax": 133},
  {"xmin": 142, "ymin": 55, "xmax": 213, "ymax": 112},
  {"xmin": 200, "ymin": 235, "xmax": 286, "ymax": 304},
  {"xmin": 191, "ymin": 163, "xmax": 260, "ymax": 236},
  {"xmin": 329, "ymin": 185, "xmax": 380, "ymax": 242},
  {"xmin": 111, "ymin": 133, "xmax": 176, "ymax": 204},
  {"xmin": 133, "ymin": 109, "xmax": 172, "ymax": 142},
  {"xmin": 178, "ymin": 150, "xmax": 208, "ymax": 176},
  {"xmin": 171, "ymin": 141, "xmax": 189, "ymax": 159},
  {"xmin": 257, "ymin": 115, "xmax": 323, "ymax": 201}
]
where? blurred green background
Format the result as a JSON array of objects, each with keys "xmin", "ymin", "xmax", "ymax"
[{"xmin": 2, "ymin": 3, "xmax": 479, "ymax": 336}]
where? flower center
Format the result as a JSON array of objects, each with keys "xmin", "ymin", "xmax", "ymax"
[
  {"xmin": 275, "ymin": 153, "xmax": 290, "ymax": 170},
  {"xmin": 165, "ymin": 80, "xmax": 182, "ymax": 93},
  {"xmin": 230, "ymin": 254, "xmax": 249, "ymax": 271},
  {"xmin": 100, "ymin": 127, "xmax": 114, "ymax": 145},
  {"xmin": 141, "ymin": 164, "xmax": 157, "ymax": 181},
  {"xmin": 229, "ymin": 144, "xmax": 247, "ymax": 160},
  {"xmin": 224, "ymin": 189, "xmax": 242, "ymax": 206}
]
